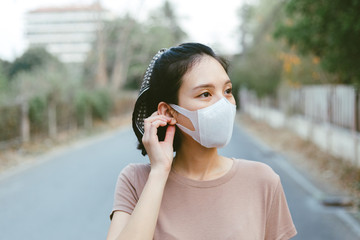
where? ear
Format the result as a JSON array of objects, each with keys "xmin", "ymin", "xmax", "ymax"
[{"xmin": 157, "ymin": 101, "xmax": 176, "ymax": 118}]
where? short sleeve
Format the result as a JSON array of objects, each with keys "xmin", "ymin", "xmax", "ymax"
[
  {"xmin": 265, "ymin": 178, "xmax": 297, "ymax": 240},
  {"xmin": 110, "ymin": 164, "xmax": 138, "ymax": 220}
]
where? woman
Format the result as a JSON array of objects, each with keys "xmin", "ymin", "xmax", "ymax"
[{"xmin": 107, "ymin": 43, "xmax": 297, "ymax": 240}]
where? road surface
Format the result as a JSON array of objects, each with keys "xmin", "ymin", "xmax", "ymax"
[{"xmin": 0, "ymin": 122, "xmax": 359, "ymax": 239}]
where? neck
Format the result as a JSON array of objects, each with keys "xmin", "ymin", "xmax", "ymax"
[{"xmin": 173, "ymin": 136, "xmax": 224, "ymax": 180}]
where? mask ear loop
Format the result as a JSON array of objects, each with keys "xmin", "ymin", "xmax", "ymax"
[{"xmin": 169, "ymin": 104, "xmax": 201, "ymax": 143}]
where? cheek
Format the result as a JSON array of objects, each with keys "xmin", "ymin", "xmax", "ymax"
[
  {"xmin": 176, "ymin": 112, "xmax": 195, "ymax": 131},
  {"xmin": 177, "ymin": 93, "xmax": 204, "ymax": 111},
  {"xmin": 228, "ymin": 95, "xmax": 236, "ymax": 105}
]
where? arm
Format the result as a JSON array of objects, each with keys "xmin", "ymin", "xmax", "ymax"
[
  {"xmin": 107, "ymin": 169, "xmax": 169, "ymax": 240},
  {"xmin": 107, "ymin": 112, "xmax": 176, "ymax": 240}
]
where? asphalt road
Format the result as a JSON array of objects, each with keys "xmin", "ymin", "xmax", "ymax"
[{"xmin": 0, "ymin": 122, "xmax": 360, "ymax": 239}]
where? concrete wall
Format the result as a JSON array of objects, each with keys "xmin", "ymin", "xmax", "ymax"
[{"xmin": 244, "ymin": 105, "xmax": 360, "ymax": 167}]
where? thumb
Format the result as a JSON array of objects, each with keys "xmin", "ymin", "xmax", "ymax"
[{"xmin": 164, "ymin": 125, "xmax": 175, "ymax": 145}]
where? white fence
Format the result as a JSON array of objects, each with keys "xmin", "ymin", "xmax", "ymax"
[{"xmin": 240, "ymin": 85, "xmax": 360, "ymax": 167}]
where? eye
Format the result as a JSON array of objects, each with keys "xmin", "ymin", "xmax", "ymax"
[
  {"xmin": 225, "ymin": 88, "xmax": 232, "ymax": 94},
  {"xmin": 199, "ymin": 92, "xmax": 211, "ymax": 98}
]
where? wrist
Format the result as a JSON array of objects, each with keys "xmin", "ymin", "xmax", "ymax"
[{"xmin": 149, "ymin": 167, "xmax": 171, "ymax": 181}]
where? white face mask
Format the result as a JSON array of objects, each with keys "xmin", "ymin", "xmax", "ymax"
[{"xmin": 170, "ymin": 97, "xmax": 236, "ymax": 148}]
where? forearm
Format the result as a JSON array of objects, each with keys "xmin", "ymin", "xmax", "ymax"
[{"xmin": 115, "ymin": 169, "xmax": 169, "ymax": 240}]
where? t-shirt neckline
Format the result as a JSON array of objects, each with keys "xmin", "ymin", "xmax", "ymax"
[{"xmin": 169, "ymin": 158, "xmax": 238, "ymax": 188}]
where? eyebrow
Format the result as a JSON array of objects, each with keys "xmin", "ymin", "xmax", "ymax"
[{"xmin": 192, "ymin": 80, "xmax": 232, "ymax": 90}]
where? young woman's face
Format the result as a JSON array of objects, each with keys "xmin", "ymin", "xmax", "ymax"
[{"xmin": 174, "ymin": 55, "xmax": 236, "ymax": 130}]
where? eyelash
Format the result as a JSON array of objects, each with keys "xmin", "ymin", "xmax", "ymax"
[
  {"xmin": 198, "ymin": 88, "xmax": 232, "ymax": 98},
  {"xmin": 225, "ymin": 88, "xmax": 232, "ymax": 94},
  {"xmin": 199, "ymin": 92, "xmax": 210, "ymax": 97}
]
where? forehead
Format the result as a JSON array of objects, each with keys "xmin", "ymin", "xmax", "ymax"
[{"xmin": 180, "ymin": 55, "xmax": 229, "ymax": 88}]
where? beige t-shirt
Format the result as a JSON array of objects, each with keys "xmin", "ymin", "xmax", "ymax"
[{"xmin": 110, "ymin": 159, "xmax": 297, "ymax": 240}]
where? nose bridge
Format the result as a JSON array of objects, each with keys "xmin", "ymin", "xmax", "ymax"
[{"xmin": 214, "ymin": 88, "xmax": 225, "ymax": 101}]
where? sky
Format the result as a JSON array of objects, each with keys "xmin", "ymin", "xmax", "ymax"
[{"xmin": 0, "ymin": 0, "xmax": 247, "ymax": 61}]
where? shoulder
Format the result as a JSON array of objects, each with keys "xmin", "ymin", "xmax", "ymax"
[
  {"xmin": 233, "ymin": 158, "xmax": 280, "ymax": 186},
  {"xmin": 120, "ymin": 163, "xmax": 151, "ymax": 177},
  {"xmin": 234, "ymin": 158, "xmax": 277, "ymax": 175},
  {"xmin": 117, "ymin": 163, "xmax": 151, "ymax": 187}
]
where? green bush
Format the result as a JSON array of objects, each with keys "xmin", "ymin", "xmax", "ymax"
[
  {"xmin": 75, "ymin": 88, "xmax": 113, "ymax": 124},
  {"xmin": 90, "ymin": 88, "xmax": 113, "ymax": 120},
  {"xmin": 0, "ymin": 106, "xmax": 20, "ymax": 141},
  {"xmin": 75, "ymin": 90, "xmax": 92, "ymax": 125},
  {"xmin": 29, "ymin": 96, "xmax": 47, "ymax": 124},
  {"xmin": 29, "ymin": 96, "xmax": 48, "ymax": 135}
]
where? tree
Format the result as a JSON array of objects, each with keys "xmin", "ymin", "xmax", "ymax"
[
  {"xmin": 153, "ymin": 0, "xmax": 187, "ymax": 44},
  {"xmin": 0, "ymin": 63, "xmax": 9, "ymax": 106},
  {"xmin": 83, "ymin": 1, "xmax": 187, "ymax": 91},
  {"xmin": 8, "ymin": 47, "xmax": 72, "ymax": 141},
  {"xmin": 237, "ymin": 3, "xmax": 255, "ymax": 53},
  {"xmin": 231, "ymin": 0, "xmax": 283, "ymax": 98},
  {"xmin": 8, "ymin": 47, "xmax": 61, "ymax": 79},
  {"xmin": 231, "ymin": 44, "xmax": 282, "ymax": 98},
  {"xmin": 0, "ymin": 59, "xmax": 11, "ymax": 80},
  {"xmin": 274, "ymin": 0, "xmax": 360, "ymax": 84},
  {"xmin": 0, "ymin": 64, "xmax": 8, "ymax": 93}
]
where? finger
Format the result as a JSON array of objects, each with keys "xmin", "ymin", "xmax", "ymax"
[
  {"xmin": 149, "ymin": 120, "xmax": 167, "ymax": 138},
  {"xmin": 144, "ymin": 115, "xmax": 167, "ymax": 132},
  {"xmin": 150, "ymin": 111, "xmax": 172, "ymax": 121},
  {"xmin": 146, "ymin": 114, "xmax": 171, "ymax": 123},
  {"xmin": 164, "ymin": 125, "xmax": 176, "ymax": 145},
  {"xmin": 143, "ymin": 114, "xmax": 172, "ymax": 141},
  {"xmin": 150, "ymin": 111, "xmax": 158, "ymax": 117},
  {"xmin": 169, "ymin": 118, "xmax": 177, "ymax": 125},
  {"xmin": 143, "ymin": 119, "xmax": 167, "ymax": 144},
  {"xmin": 143, "ymin": 117, "xmax": 158, "ymax": 142}
]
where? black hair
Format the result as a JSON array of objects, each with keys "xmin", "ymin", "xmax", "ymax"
[{"xmin": 133, "ymin": 42, "xmax": 229, "ymax": 156}]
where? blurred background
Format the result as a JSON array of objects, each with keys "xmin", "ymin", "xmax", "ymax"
[
  {"xmin": 0, "ymin": 0, "xmax": 243, "ymax": 149},
  {"xmin": 0, "ymin": 0, "xmax": 360, "ymax": 239}
]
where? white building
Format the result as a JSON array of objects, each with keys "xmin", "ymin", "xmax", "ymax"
[{"xmin": 25, "ymin": 3, "xmax": 113, "ymax": 63}]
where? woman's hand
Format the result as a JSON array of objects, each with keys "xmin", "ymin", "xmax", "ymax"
[
  {"xmin": 142, "ymin": 111, "xmax": 176, "ymax": 174},
  {"xmin": 108, "ymin": 112, "xmax": 176, "ymax": 240}
]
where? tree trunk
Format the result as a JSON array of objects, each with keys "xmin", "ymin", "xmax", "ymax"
[
  {"xmin": 95, "ymin": 2, "xmax": 108, "ymax": 88},
  {"xmin": 355, "ymin": 86, "xmax": 359, "ymax": 132},
  {"xmin": 111, "ymin": 19, "xmax": 136, "ymax": 90},
  {"xmin": 48, "ymin": 99, "xmax": 57, "ymax": 139},
  {"xmin": 84, "ymin": 106, "xmax": 92, "ymax": 129},
  {"xmin": 21, "ymin": 100, "xmax": 30, "ymax": 143}
]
